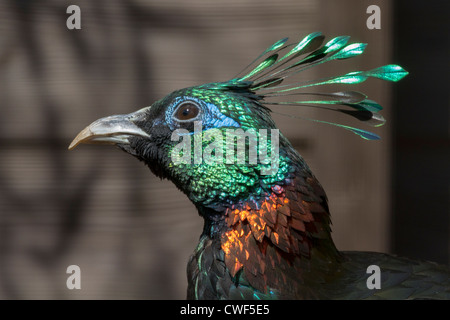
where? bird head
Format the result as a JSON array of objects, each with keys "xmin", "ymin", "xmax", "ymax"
[
  {"xmin": 69, "ymin": 32, "xmax": 407, "ymax": 227},
  {"xmin": 68, "ymin": 80, "xmax": 286, "ymax": 209}
]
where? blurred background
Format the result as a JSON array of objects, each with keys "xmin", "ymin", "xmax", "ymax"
[{"xmin": 0, "ymin": 0, "xmax": 447, "ymax": 299}]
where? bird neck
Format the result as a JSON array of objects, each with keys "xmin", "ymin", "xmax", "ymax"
[{"xmin": 194, "ymin": 147, "xmax": 340, "ymax": 291}]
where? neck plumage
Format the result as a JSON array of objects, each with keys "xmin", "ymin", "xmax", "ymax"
[{"xmin": 196, "ymin": 147, "xmax": 341, "ymax": 295}]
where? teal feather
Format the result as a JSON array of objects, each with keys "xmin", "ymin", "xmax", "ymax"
[
  {"xmin": 276, "ymin": 32, "xmax": 324, "ymax": 64},
  {"xmin": 324, "ymin": 42, "xmax": 367, "ymax": 61},
  {"xmin": 240, "ymin": 54, "xmax": 278, "ymax": 81},
  {"xmin": 235, "ymin": 37, "xmax": 288, "ymax": 79},
  {"xmin": 322, "ymin": 35, "xmax": 351, "ymax": 54},
  {"xmin": 231, "ymin": 33, "xmax": 408, "ymax": 140},
  {"xmin": 346, "ymin": 99, "xmax": 383, "ymax": 113},
  {"xmin": 265, "ymin": 91, "xmax": 367, "ymax": 103},
  {"xmin": 364, "ymin": 64, "xmax": 409, "ymax": 82},
  {"xmin": 272, "ymin": 110, "xmax": 381, "ymax": 140},
  {"xmin": 288, "ymin": 35, "xmax": 351, "ymax": 68},
  {"xmin": 264, "ymin": 37, "xmax": 289, "ymax": 53}
]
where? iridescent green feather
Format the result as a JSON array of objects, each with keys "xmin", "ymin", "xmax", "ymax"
[
  {"xmin": 233, "ymin": 33, "xmax": 408, "ymax": 140},
  {"xmin": 276, "ymin": 32, "xmax": 324, "ymax": 64},
  {"xmin": 365, "ymin": 64, "xmax": 409, "ymax": 82},
  {"xmin": 240, "ymin": 54, "xmax": 278, "ymax": 81}
]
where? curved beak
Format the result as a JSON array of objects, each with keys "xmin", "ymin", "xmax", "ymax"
[{"xmin": 68, "ymin": 108, "xmax": 151, "ymax": 150}]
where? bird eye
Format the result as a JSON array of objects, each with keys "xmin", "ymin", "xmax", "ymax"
[{"xmin": 173, "ymin": 102, "xmax": 200, "ymax": 121}]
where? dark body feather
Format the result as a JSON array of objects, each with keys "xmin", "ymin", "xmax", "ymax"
[{"xmin": 186, "ymin": 139, "xmax": 450, "ymax": 300}]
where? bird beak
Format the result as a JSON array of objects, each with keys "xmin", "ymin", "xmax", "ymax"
[{"xmin": 68, "ymin": 108, "xmax": 151, "ymax": 150}]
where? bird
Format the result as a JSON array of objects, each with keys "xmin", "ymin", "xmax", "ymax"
[{"xmin": 69, "ymin": 32, "xmax": 450, "ymax": 299}]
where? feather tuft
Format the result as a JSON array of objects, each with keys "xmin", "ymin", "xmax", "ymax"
[{"xmin": 232, "ymin": 33, "xmax": 408, "ymax": 140}]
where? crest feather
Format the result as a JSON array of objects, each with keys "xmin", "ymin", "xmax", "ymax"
[{"xmin": 233, "ymin": 32, "xmax": 408, "ymax": 140}]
